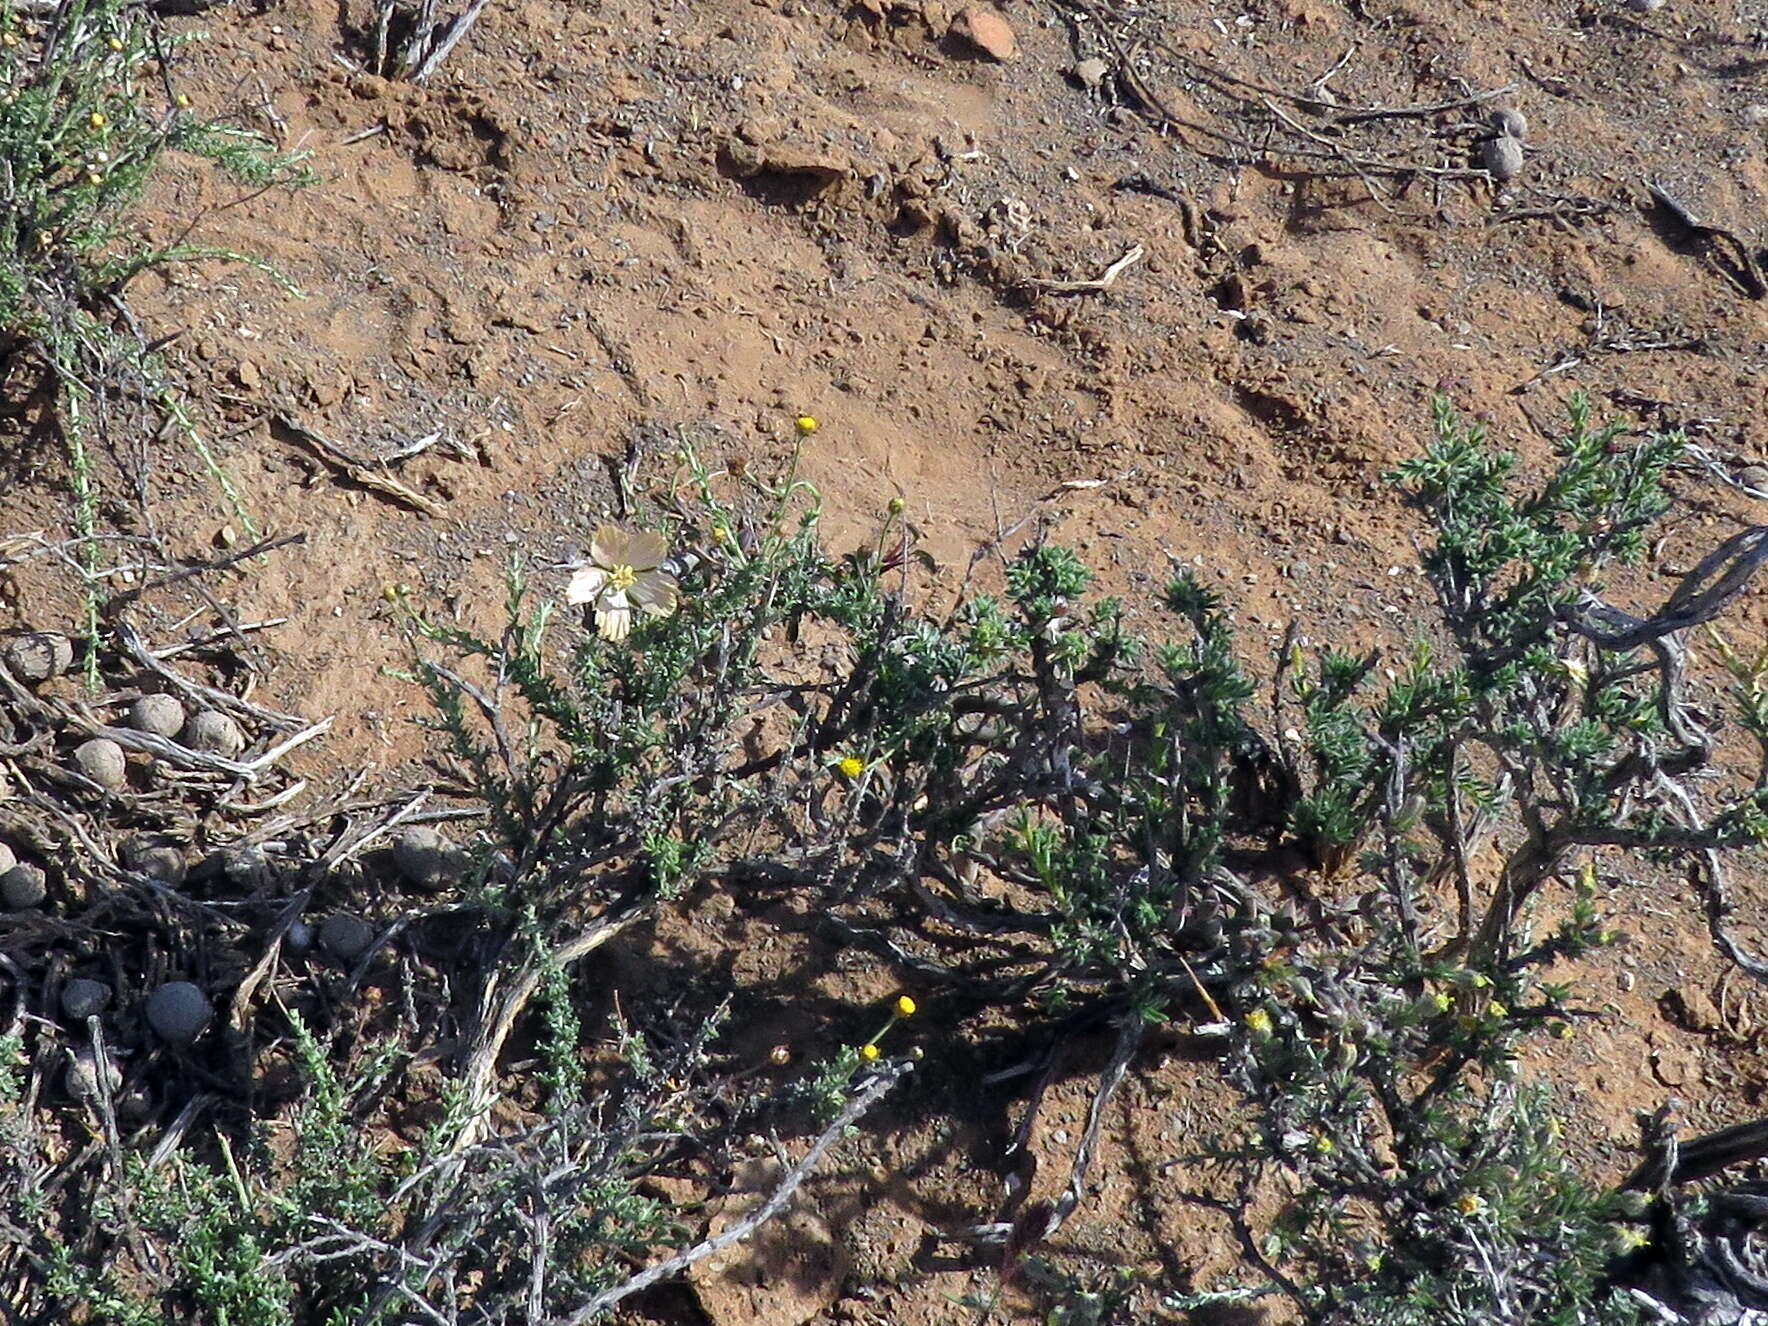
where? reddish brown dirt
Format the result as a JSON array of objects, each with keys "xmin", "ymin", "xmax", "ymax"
[{"xmin": 13, "ymin": 0, "xmax": 1768, "ymax": 1321}]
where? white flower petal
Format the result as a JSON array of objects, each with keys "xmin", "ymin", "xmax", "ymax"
[
  {"xmin": 590, "ymin": 525, "xmax": 628, "ymax": 569},
  {"xmin": 629, "ymin": 570, "xmax": 679, "ymax": 615},
  {"xmin": 566, "ymin": 567, "xmax": 609, "ymax": 605},
  {"xmin": 624, "ymin": 530, "xmax": 669, "ymax": 572},
  {"xmin": 595, "ymin": 604, "xmax": 633, "ymax": 641}
]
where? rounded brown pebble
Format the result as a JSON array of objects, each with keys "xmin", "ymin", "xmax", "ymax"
[
  {"xmin": 65, "ymin": 1044, "xmax": 121, "ymax": 1100},
  {"xmin": 127, "ymin": 694, "xmax": 186, "ymax": 738},
  {"xmin": 144, "ymin": 981, "xmax": 212, "ymax": 1045},
  {"xmin": 181, "ymin": 710, "xmax": 246, "ymax": 757},
  {"xmin": 2, "ymin": 631, "xmax": 74, "ymax": 683},
  {"xmin": 319, "ymin": 912, "xmax": 376, "ymax": 961},
  {"xmin": 1738, "ymin": 465, "xmax": 1768, "ymax": 493},
  {"xmin": 1489, "ymin": 107, "xmax": 1528, "ymax": 141},
  {"xmin": 1, "ymin": 863, "xmax": 46, "ymax": 909},
  {"xmin": 1479, "ymin": 134, "xmax": 1525, "ymax": 181},
  {"xmin": 73, "ymin": 737, "xmax": 128, "ymax": 789},
  {"xmin": 0, "ymin": 842, "xmax": 14, "ymax": 876},
  {"xmin": 392, "ymin": 825, "xmax": 464, "ymax": 889},
  {"xmin": 121, "ymin": 835, "xmax": 187, "ymax": 885},
  {"xmin": 61, "ymin": 978, "xmax": 112, "ymax": 1020},
  {"xmin": 948, "ymin": 3, "xmax": 1018, "ymax": 61}
]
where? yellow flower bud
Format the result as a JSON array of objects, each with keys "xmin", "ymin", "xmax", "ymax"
[
  {"xmin": 794, "ymin": 415, "xmax": 818, "ymax": 436},
  {"xmin": 1245, "ymin": 1008, "xmax": 1273, "ymax": 1036},
  {"xmin": 175, "ymin": 92, "xmax": 191, "ymax": 108},
  {"xmin": 107, "ymin": 36, "xmax": 123, "ymax": 50},
  {"xmin": 895, "ymin": 995, "xmax": 917, "ymax": 1018},
  {"xmin": 887, "ymin": 495, "xmax": 906, "ymax": 516},
  {"xmin": 1455, "ymin": 1193, "xmax": 1485, "ymax": 1216},
  {"xmin": 859, "ymin": 1043, "xmax": 880, "ymax": 1061},
  {"xmin": 86, "ymin": 171, "xmax": 104, "ymax": 186},
  {"xmin": 89, "ymin": 111, "xmax": 106, "ymax": 128},
  {"xmin": 836, "ymin": 756, "xmax": 864, "ymax": 779}
]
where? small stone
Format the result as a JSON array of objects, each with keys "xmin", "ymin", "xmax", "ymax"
[
  {"xmin": 72, "ymin": 737, "xmax": 127, "ymax": 789},
  {"xmin": 144, "ymin": 981, "xmax": 212, "ymax": 1045},
  {"xmin": 1479, "ymin": 134, "xmax": 1525, "ymax": 181},
  {"xmin": 0, "ymin": 842, "xmax": 13, "ymax": 875},
  {"xmin": 215, "ymin": 524, "xmax": 239, "ymax": 550},
  {"xmin": 181, "ymin": 710, "xmax": 246, "ymax": 757},
  {"xmin": 128, "ymin": 694, "xmax": 186, "ymax": 738},
  {"xmin": 224, "ymin": 846, "xmax": 274, "ymax": 890},
  {"xmin": 1073, "ymin": 57, "xmax": 1109, "ymax": 89},
  {"xmin": 392, "ymin": 825, "xmax": 464, "ymax": 889},
  {"xmin": 1, "ymin": 631, "xmax": 74, "ymax": 683},
  {"xmin": 319, "ymin": 912, "xmax": 376, "ymax": 961},
  {"xmin": 65, "ymin": 1044, "xmax": 121, "ymax": 1100},
  {"xmin": 121, "ymin": 835, "xmax": 187, "ymax": 885},
  {"xmin": 1661, "ymin": 984, "xmax": 1723, "ymax": 1034},
  {"xmin": 1627, "ymin": 0, "xmax": 1664, "ymax": 11},
  {"xmin": 285, "ymin": 919, "xmax": 315, "ymax": 954},
  {"xmin": 949, "ymin": 4, "xmax": 1018, "ymax": 61},
  {"xmin": 1744, "ymin": 104, "xmax": 1768, "ymax": 125},
  {"xmin": 1738, "ymin": 464, "xmax": 1768, "ymax": 493},
  {"xmin": 1, "ymin": 863, "xmax": 46, "ymax": 909},
  {"xmin": 232, "ymin": 359, "xmax": 261, "ymax": 390},
  {"xmin": 61, "ymin": 978, "xmax": 112, "ymax": 1020},
  {"xmin": 1489, "ymin": 106, "xmax": 1528, "ymax": 141}
]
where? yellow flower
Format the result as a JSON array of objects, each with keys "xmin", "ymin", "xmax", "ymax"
[
  {"xmin": 836, "ymin": 756, "xmax": 864, "ymax": 779},
  {"xmin": 859, "ymin": 1043, "xmax": 880, "ymax": 1061},
  {"xmin": 106, "ymin": 36, "xmax": 123, "ymax": 50},
  {"xmin": 794, "ymin": 415, "xmax": 818, "ymax": 436},
  {"xmin": 175, "ymin": 92, "xmax": 191, "ymax": 108},
  {"xmin": 1487, "ymin": 1001, "xmax": 1508, "ymax": 1019},
  {"xmin": 566, "ymin": 525, "xmax": 680, "ymax": 641},
  {"xmin": 1245, "ymin": 1008, "xmax": 1273, "ymax": 1036},
  {"xmin": 89, "ymin": 111, "xmax": 106, "ymax": 128},
  {"xmin": 895, "ymin": 995, "xmax": 917, "ymax": 1018},
  {"xmin": 1430, "ymin": 991, "xmax": 1452, "ymax": 1013},
  {"xmin": 1313, "ymin": 1134, "xmax": 1334, "ymax": 1155},
  {"xmin": 1455, "ymin": 1193, "xmax": 1486, "ymax": 1216},
  {"xmin": 887, "ymin": 495, "xmax": 906, "ymax": 515},
  {"xmin": 86, "ymin": 172, "xmax": 104, "ymax": 186}
]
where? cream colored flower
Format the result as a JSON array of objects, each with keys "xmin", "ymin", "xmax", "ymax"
[{"xmin": 566, "ymin": 525, "xmax": 679, "ymax": 641}]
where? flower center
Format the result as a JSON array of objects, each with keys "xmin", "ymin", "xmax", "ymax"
[{"xmin": 608, "ymin": 564, "xmax": 638, "ymax": 591}]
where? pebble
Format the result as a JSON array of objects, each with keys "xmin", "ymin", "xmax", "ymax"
[
  {"xmin": 0, "ymin": 842, "xmax": 13, "ymax": 875},
  {"xmin": 1, "ymin": 863, "xmax": 47, "ymax": 909},
  {"xmin": 73, "ymin": 737, "xmax": 128, "ymax": 789},
  {"xmin": 181, "ymin": 710, "xmax": 246, "ymax": 757},
  {"xmin": 1480, "ymin": 134, "xmax": 1525, "ymax": 181},
  {"xmin": 128, "ymin": 693, "xmax": 186, "ymax": 738},
  {"xmin": 1737, "ymin": 464, "xmax": 1768, "ymax": 493},
  {"xmin": 1489, "ymin": 106, "xmax": 1528, "ymax": 141},
  {"xmin": 61, "ymin": 978, "xmax": 112, "ymax": 1020},
  {"xmin": 65, "ymin": 1044, "xmax": 121, "ymax": 1100},
  {"xmin": 949, "ymin": 4, "xmax": 1018, "ymax": 61},
  {"xmin": 121, "ymin": 835, "xmax": 187, "ymax": 885},
  {"xmin": 392, "ymin": 825, "xmax": 464, "ymax": 889},
  {"xmin": 285, "ymin": 919, "xmax": 315, "ymax": 954},
  {"xmin": 1627, "ymin": 0, "xmax": 1664, "ymax": 11},
  {"xmin": 2, "ymin": 631, "xmax": 74, "ymax": 683},
  {"xmin": 1073, "ymin": 57, "xmax": 1109, "ymax": 90},
  {"xmin": 320, "ymin": 912, "xmax": 377, "ymax": 962},
  {"xmin": 144, "ymin": 981, "xmax": 213, "ymax": 1045}
]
